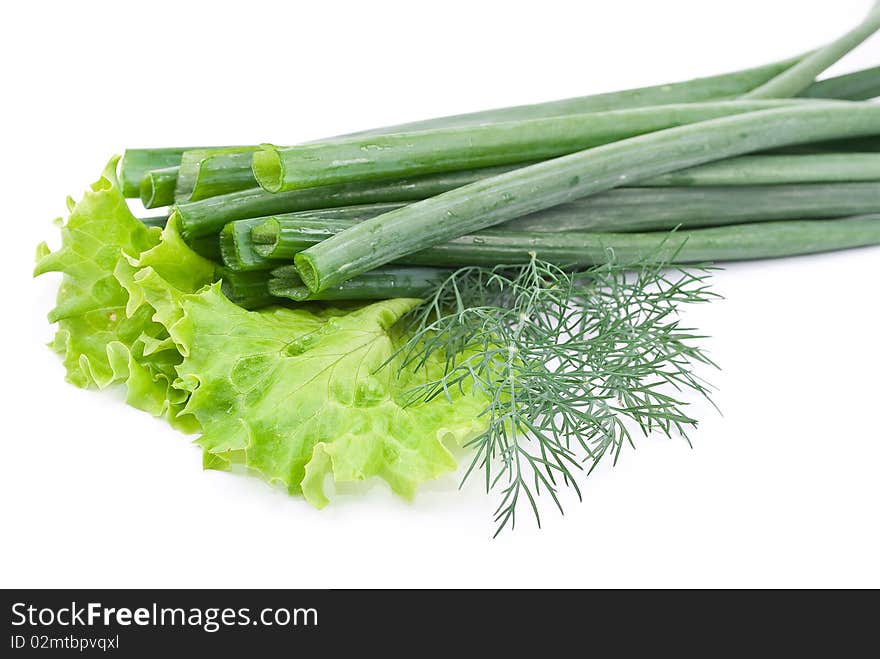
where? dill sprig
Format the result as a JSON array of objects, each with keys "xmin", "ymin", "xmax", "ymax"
[{"xmin": 392, "ymin": 252, "xmax": 720, "ymax": 536}]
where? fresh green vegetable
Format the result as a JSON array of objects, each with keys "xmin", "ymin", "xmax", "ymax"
[
  {"xmin": 120, "ymin": 147, "xmax": 208, "ymax": 198},
  {"xmin": 347, "ymin": 55, "xmax": 806, "ymax": 135},
  {"xmin": 344, "ymin": 60, "xmax": 879, "ymax": 137},
  {"xmin": 503, "ymin": 183, "xmax": 880, "ymax": 232},
  {"xmin": 34, "ymin": 159, "xmax": 164, "ymax": 390},
  {"xmin": 36, "ymin": 161, "xmax": 491, "ymax": 509},
  {"xmin": 772, "ymin": 136, "xmax": 880, "ymax": 156},
  {"xmin": 33, "ymin": 159, "xmax": 213, "ymax": 428},
  {"xmin": 123, "ymin": 61, "xmax": 880, "ymax": 206},
  {"xmin": 184, "ymin": 234, "xmax": 222, "ymax": 262},
  {"xmin": 255, "ymin": 215, "xmax": 880, "ymax": 268},
  {"xmin": 45, "ymin": 162, "xmax": 878, "ymax": 533},
  {"xmin": 182, "ymin": 66, "xmax": 820, "ymax": 204},
  {"xmin": 252, "ymin": 100, "xmax": 808, "ymax": 192},
  {"xmin": 176, "ymin": 165, "xmax": 520, "ymax": 240},
  {"xmin": 744, "ymin": 2, "xmax": 880, "ymax": 99},
  {"xmin": 219, "ymin": 218, "xmax": 275, "ymax": 273},
  {"xmin": 426, "ymin": 217, "xmax": 880, "ymax": 266},
  {"xmin": 269, "ymin": 265, "xmax": 453, "ymax": 301},
  {"xmin": 801, "ymin": 65, "xmax": 880, "ymax": 101},
  {"xmin": 638, "ymin": 153, "xmax": 880, "ymax": 186},
  {"xmin": 294, "ymin": 103, "xmax": 880, "ymax": 292},
  {"xmin": 250, "ymin": 183, "xmax": 880, "ymax": 266},
  {"xmin": 167, "ymin": 148, "xmax": 880, "ymax": 228},
  {"xmin": 127, "ymin": 65, "xmax": 879, "ymax": 209},
  {"xmin": 392, "ymin": 256, "xmax": 717, "ymax": 534},
  {"xmin": 182, "ymin": 149, "xmax": 880, "ymax": 242},
  {"xmin": 220, "ymin": 204, "xmax": 404, "ymax": 272},
  {"xmin": 140, "ymin": 166, "xmax": 179, "ymax": 208},
  {"xmin": 220, "ymin": 152, "xmax": 880, "ymax": 272},
  {"xmin": 37, "ymin": 9, "xmax": 880, "ymax": 535},
  {"xmin": 145, "ymin": 283, "xmax": 487, "ymax": 505},
  {"xmin": 117, "ymin": 64, "xmax": 880, "ymax": 203},
  {"xmin": 139, "ymin": 215, "xmax": 168, "ymax": 229},
  {"xmin": 174, "ymin": 64, "xmax": 816, "ymax": 203},
  {"xmin": 174, "ymin": 147, "xmax": 261, "ymax": 203},
  {"xmin": 217, "ymin": 268, "xmax": 275, "ymax": 309},
  {"xmin": 176, "ymin": 62, "xmax": 812, "ymax": 203},
  {"xmin": 345, "ymin": 63, "xmax": 879, "ymax": 136}
]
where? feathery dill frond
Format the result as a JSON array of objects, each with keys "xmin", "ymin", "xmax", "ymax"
[{"xmin": 392, "ymin": 251, "xmax": 720, "ymax": 536}]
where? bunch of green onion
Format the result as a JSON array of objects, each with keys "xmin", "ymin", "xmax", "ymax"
[
  {"xmin": 121, "ymin": 4, "xmax": 880, "ymax": 309},
  {"xmin": 40, "ymin": 3, "xmax": 880, "ymax": 535}
]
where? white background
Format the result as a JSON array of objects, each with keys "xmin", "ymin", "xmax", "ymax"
[{"xmin": 1, "ymin": 0, "xmax": 878, "ymax": 588}]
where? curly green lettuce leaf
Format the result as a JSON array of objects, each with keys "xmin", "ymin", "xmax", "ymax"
[
  {"xmin": 34, "ymin": 158, "xmax": 163, "ymax": 387},
  {"xmin": 147, "ymin": 284, "xmax": 486, "ymax": 505},
  {"xmin": 36, "ymin": 160, "xmax": 486, "ymax": 505},
  {"xmin": 113, "ymin": 214, "xmax": 219, "ymax": 431},
  {"xmin": 126, "ymin": 212, "xmax": 217, "ymax": 297},
  {"xmin": 115, "ymin": 213, "xmax": 217, "ymax": 348},
  {"xmin": 33, "ymin": 159, "xmax": 210, "ymax": 429}
]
